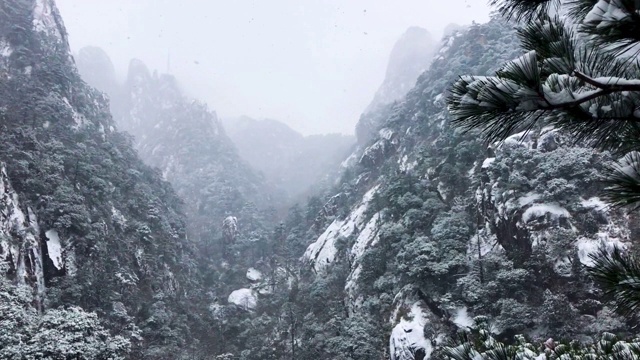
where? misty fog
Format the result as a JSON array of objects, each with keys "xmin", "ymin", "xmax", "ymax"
[
  {"xmin": 56, "ymin": 0, "xmax": 489, "ymax": 134},
  {"xmin": 3, "ymin": 0, "xmax": 639, "ymax": 359}
]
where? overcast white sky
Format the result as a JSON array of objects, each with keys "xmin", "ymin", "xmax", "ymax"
[{"xmin": 56, "ymin": 0, "xmax": 490, "ymax": 135}]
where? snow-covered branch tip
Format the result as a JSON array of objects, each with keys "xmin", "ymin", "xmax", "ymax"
[{"xmin": 573, "ymin": 71, "xmax": 640, "ymax": 91}]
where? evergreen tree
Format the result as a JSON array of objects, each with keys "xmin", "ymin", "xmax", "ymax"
[{"xmin": 446, "ymin": 0, "xmax": 640, "ymax": 316}]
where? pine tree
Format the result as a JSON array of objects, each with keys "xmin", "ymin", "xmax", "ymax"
[{"xmin": 446, "ymin": 0, "xmax": 640, "ymax": 316}]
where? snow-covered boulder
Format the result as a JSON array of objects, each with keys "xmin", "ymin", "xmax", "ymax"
[
  {"xmin": 390, "ymin": 302, "xmax": 432, "ymax": 360},
  {"xmin": 246, "ymin": 267, "xmax": 262, "ymax": 282},
  {"xmin": 228, "ymin": 288, "xmax": 257, "ymax": 310}
]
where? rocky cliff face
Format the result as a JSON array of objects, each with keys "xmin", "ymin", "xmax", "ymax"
[
  {"xmin": 300, "ymin": 18, "xmax": 632, "ymax": 359},
  {"xmin": 0, "ymin": 0, "xmax": 202, "ymax": 356}
]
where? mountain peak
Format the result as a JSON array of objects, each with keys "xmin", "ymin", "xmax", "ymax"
[
  {"xmin": 127, "ymin": 58, "xmax": 152, "ymax": 83},
  {"xmin": 33, "ymin": 0, "xmax": 68, "ymax": 44},
  {"xmin": 368, "ymin": 26, "xmax": 435, "ymax": 111},
  {"xmin": 76, "ymin": 46, "xmax": 118, "ymax": 100},
  {"xmin": 357, "ymin": 26, "xmax": 436, "ymax": 144}
]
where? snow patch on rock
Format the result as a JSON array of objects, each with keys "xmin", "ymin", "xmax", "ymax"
[
  {"xmin": 518, "ymin": 193, "xmax": 541, "ymax": 207},
  {"xmin": 0, "ymin": 164, "xmax": 45, "ymax": 304},
  {"xmin": 350, "ymin": 212, "xmax": 381, "ymax": 263},
  {"xmin": 345, "ymin": 212, "xmax": 382, "ymax": 310},
  {"xmin": 228, "ymin": 288, "xmax": 257, "ymax": 310},
  {"xmin": 111, "ymin": 206, "xmax": 127, "ymax": 226},
  {"xmin": 45, "ymin": 229, "xmax": 63, "ymax": 270},
  {"xmin": 522, "ymin": 203, "xmax": 570, "ymax": 223},
  {"xmin": 246, "ymin": 267, "xmax": 262, "ymax": 281},
  {"xmin": 0, "ymin": 41, "xmax": 12, "ymax": 58},
  {"xmin": 304, "ymin": 185, "xmax": 379, "ymax": 272},
  {"xmin": 379, "ymin": 128, "xmax": 394, "ymax": 140},
  {"xmin": 576, "ymin": 233, "xmax": 627, "ymax": 266},
  {"xmin": 390, "ymin": 302, "xmax": 431, "ymax": 360},
  {"xmin": 482, "ymin": 157, "xmax": 495, "ymax": 168},
  {"xmin": 33, "ymin": 0, "xmax": 62, "ymax": 40},
  {"xmin": 581, "ymin": 197, "xmax": 608, "ymax": 212},
  {"xmin": 453, "ymin": 307, "xmax": 474, "ymax": 328}
]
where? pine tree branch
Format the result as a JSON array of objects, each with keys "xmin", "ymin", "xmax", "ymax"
[
  {"xmin": 573, "ymin": 71, "xmax": 640, "ymax": 91},
  {"xmin": 489, "ymin": 0, "xmax": 558, "ymax": 21},
  {"xmin": 587, "ymin": 246, "xmax": 640, "ymax": 317},
  {"xmin": 451, "ymin": 74, "xmax": 639, "ymax": 117}
]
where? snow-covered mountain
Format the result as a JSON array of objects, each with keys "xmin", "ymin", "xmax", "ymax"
[
  {"xmin": 297, "ymin": 18, "xmax": 633, "ymax": 359},
  {"xmin": 0, "ymin": 0, "xmax": 202, "ymax": 357},
  {"xmin": 2, "ymin": 1, "xmax": 637, "ymax": 359},
  {"xmin": 77, "ymin": 50, "xmax": 280, "ymax": 245}
]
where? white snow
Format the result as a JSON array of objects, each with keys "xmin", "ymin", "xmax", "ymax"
[
  {"xmin": 481, "ymin": 157, "xmax": 495, "ymax": 168},
  {"xmin": 518, "ymin": 193, "xmax": 541, "ymax": 207},
  {"xmin": 350, "ymin": 213, "xmax": 381, "ymax": 263},
  {"xmin": 502, "ymin": 131, "xmax": 530, "ymax": 146},
  {"xmin": 228, "ymin": 288, "xmax": 257, "ymax": 310},
  {"xmin": 522, "ymin": 203, "xmax": 570, "ymax": 222},
  {"xmin": 341, "ymin": 152, "xmax": 359, "ymax": 169},
  {"xmin": 592, "ymin": 76, "xmax": 640, "ymax": 86},
  {"xmin": 435, "ymin": 35, "xmax": 457, "ymax": 60},
  {"xmin": 0, "ymin": 42, "xmax": 12, "ymax": 57},
  {"xmin": 304, "ymin": 185, "xmax": 379, "ymax": 272},
  {"xmin": 399, "ymin": 155, "xmax": 417, "ymax": 172},
  {"xmin": 304, "ymin": 220, "xmax": 342, "ymax": 270},
  {"xmin": 389, "ymin": 302, "xmax": 431, "ymax": 360},
  {"xmin": 345, "ymin": 212, "xmax": 382, "ymax": 310},
  {"xmin": 162, "ymin": 155, "xmax": 175, "ymax": 180},
  {"xmin": 33, "ymin": 0, "xmax": 62, "ymax": 40},
  {"xmin": 62, "ymin": 97, "xmax": 86, "ymax": 128},
  {"xmin": 581, "ymin": 197, "xmax": 608, "ymax": 211},
  {"xmin": 586, "ymin": 0, "xmax": 632, "ymax": 24},
  {"xmin": 246, "ymin": 267, "xmax": 262, "ymax": 281},
  {"xmin": 0, "ymin": 163, "xmax": 46, "ymax": 303},
  {"xmin": 467, "ymin": 233, "xmax": 499, "ymax": 258},
  {"xmin": 0, "ymin": 165, "xmax": 45, "ymax": 305},
  {"xmin": 576, "ymin": 231, "xmax": 627, "ymax": 266},
  {"xmin": 453, "ymin": 307, "xmax": 474, "ymax": 328},
  {"xmin": 115, "ymin": 272, "xmax": 138, "ymax": 285},
  {"xmin": 437, "ymin": 181, "xmax": 448, "ymax": 201},
  {"xmin": 379, "ymin": 128, "xmax": 394, "ymax": 140},
  {"xmin": 545, "ymin": 88, "xmax": 600, "ymax": 106},
  {"xmin": 111, "ymin": 206, "xmax": 127, "ymax": 226},
  {"xmin": 45, "ymin": 229, "xmax": 62, "ymax": 270}
]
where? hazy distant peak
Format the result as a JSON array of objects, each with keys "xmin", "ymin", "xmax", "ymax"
[
  {"xmin": 358, "ymin": 25, "xmax": 436, "ymax": 144},
  {"xmin": 367, "ymin": 26, "xmax": 435, "ymax": 112},
  {"xmin": 127, "ymin": 58, "xmax": 152, "ymax": 83},
  {"xmin": 403, "ymin": 26, "xmax": 431, "ymax": 37},
  {"xmin": 77, "ymin": 46, "xmax": 115, "ymax": 73},
  {"xmin": 442, "ymin": 23, "xmax": 466, "ymax": 37},
  {"xmin": 385, "ymin": 26, "xmax": 434, "ymax": 73},
  {"xmin": 222, "ymin": 116, "xmax": 303, "ymax": 141},
  {"xmin": 76, "ymin": 46, "xmax": 118, "ymax": 95},
  {"xmin": 156, "ymin": 73, "xmax": 183, "ymax": 97}
]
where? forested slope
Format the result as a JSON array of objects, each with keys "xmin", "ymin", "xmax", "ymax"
[
  {"xmin": 296, "ymin": 17, "xmax": 634, "ymax": 359},
  {"xmin": 0, "ymin": 0, "xmax": 205, "ymax": 358}
]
